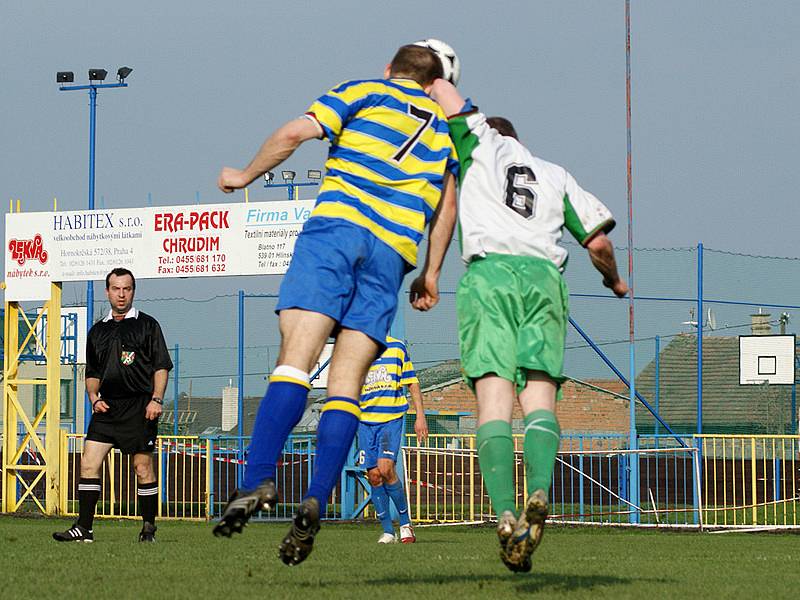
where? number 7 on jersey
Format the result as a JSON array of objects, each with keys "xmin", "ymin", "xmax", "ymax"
[{"xmin": 393, "ymin": 104, "xmax": 434, "ymax": 162}]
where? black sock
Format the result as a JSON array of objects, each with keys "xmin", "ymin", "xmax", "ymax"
[
  {"xmin": 138, "ymin": 482, "xmax": 158, "ymax": 525},
  {"xmin": 77, "ymin": 477, "xmax": 101, "ymax": 530}
]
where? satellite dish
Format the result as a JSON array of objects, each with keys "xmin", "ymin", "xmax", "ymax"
[{"xmin": 707, "ymin": 308, "xmax": 717, "ymax": 330}]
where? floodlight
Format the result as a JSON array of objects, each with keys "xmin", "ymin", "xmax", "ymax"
[
  {"xmin": 89, "ymin": 69, "xmax": 108, "ymax": 81},
  {"xmin": 307, "ymin": 170, "xmax": 322, "ymax": 180},
  {"xmin": 264, "ymin": 171, "xmax": 275, "ymax": 184},
  {"xmin": 117, "ymin": 66, "xmax": 133, "ymax": 82},
  {"xmin": 56, "ymin": 71, "xmax": 75, "ymax": 83},
  {"xmin": 281, "ymin": 170, "xmax": 296, "ymax": 182}
]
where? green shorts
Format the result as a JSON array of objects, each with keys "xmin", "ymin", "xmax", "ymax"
[{"xmin": 457, "ymin": 253, "xmax": 569, "ymax": 394}]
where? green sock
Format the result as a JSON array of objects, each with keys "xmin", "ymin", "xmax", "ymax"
[
  {"xmin": 524, "ymin": 409, "xmax": 561, "ymax": 496},
  {"xmin": 476, "ymin": 420, "xmax": 516, "ymax": 518}
]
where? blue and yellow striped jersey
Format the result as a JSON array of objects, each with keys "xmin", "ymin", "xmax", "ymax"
[
  {"xmin": 306, "ymin": 78, "xmax": 458, "ymax": 266},
  {"xmin": 359, "ymin": 336, "xmax": 419, "ymax": 424}
]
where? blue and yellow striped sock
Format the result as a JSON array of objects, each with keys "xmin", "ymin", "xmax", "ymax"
[
  {"xmin": 304, "ymin": 396, "xmax": 361, "ymax": 515},
  {"xmin": 242, "ymin": 366, "xmax": 310, "ymax": 490}
]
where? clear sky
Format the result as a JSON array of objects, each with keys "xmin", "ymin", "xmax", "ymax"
[
  {"xmin": 3, "ymin": 1, "xmax": 798, "ymax": 255},
  {"xmin": 3, "ymin": 1, "xmax": 799, "ymax": 395}
]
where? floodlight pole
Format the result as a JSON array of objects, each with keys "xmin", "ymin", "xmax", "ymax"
[
  {"xmin": 59, "ymin": 79, "xmax": 128, "ymax": 430},
  {"xmin": 264, "ymin": 179, "xmax": 319, "ymax": 200}
]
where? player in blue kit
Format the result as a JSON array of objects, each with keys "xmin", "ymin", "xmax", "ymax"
[
  {"xmin": 212, "ymin": 43, "xmax": 459, "ymax": 566},
  {"xmin": 358, "ymin": 336, "xmax": 427, "ymax": 544}
]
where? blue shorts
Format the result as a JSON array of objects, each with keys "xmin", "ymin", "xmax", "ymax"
[
  {"xmin": 276, "ymin": 217, "xmax": 407, "ymax": 345},
  {"xmin": 357, "ymin": 417, "xmax": 405, "ymax": 470}
]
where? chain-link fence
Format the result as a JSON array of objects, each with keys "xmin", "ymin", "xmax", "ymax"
[{"xmin": 6, "ymin": 239, "xmax": 798, "ymax": 437}]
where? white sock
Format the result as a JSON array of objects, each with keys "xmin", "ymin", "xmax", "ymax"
[{"xmin": 272, "ymin": 364, "xmax": 310, "ymax": 385}]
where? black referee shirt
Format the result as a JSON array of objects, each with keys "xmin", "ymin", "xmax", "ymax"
[{"xmin": 86, "ymin": 309, "xmax": 173, "ymax": 400}]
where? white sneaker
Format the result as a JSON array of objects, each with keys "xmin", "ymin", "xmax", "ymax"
[
  {"xmin": 377, "ymin": 532, "xmax": 397, "ymax": 544},
  {"xmin": 399, "ymin": 524, "xmax": 416, "ymax": 544}
]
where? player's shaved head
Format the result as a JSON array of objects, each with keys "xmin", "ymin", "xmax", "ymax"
[
  {"xmin": 486, "ymin": 117, "xmax": 519, "ymax": 140},
  {"xmin": 389, "ymin": 45, "xmax": 444, "ymax": 86}
]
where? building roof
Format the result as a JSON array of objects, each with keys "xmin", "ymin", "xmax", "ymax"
[
  {"xmin": 417, "ymin": 359, "xmax": 462, "ymax": 390},
  {"xmin": 161, "ymin": 391, "xmax": 325, "ymax": 437}
]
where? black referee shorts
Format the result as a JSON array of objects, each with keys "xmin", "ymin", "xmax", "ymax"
[{"xmin": 86, "ymin": 395, "xmax": 158, "ymax": 455}]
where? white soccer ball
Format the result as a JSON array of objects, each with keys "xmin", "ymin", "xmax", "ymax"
[{"xmin": 413, "ymin": 38, "xmax": 461, "ymax": 86}]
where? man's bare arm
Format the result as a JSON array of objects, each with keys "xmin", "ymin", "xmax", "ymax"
[
  {"xmin": 152, "ymin": 369, "xmax": 169, "ymax": 399},
  {"xmin": 585, "ymin": 232, "xmax": 629, "ymax": 298},
  {"xmin": 409, "ymin": 173, "xmax": 457, "ymax": 311},
  {"xmin": 407, "ymin": 382, "xmax": 428, "ymax": 441},
  {"xmin": 145, "ymin": 369, "xmax": 170, "ymax": 420},
  {"xmin": 86, "ymin": 376, "xmax": 108, "ymax": 413},
  {"xmin": 428, "ymin": 78, "xmax": 466, "ymax": 117},
  {"xmin": 218, "ymin": 117, "xmax": 322, "ymax": 192}
]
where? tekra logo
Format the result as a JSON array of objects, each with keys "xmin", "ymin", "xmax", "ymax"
[{"xmin": 8, "ymin": 234, "xmax": 49, "ymax": 266}]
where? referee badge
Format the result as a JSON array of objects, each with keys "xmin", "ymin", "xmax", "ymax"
[{"xmin": 120, "ymin": 350, "xmax": 136, "ymax": 366}]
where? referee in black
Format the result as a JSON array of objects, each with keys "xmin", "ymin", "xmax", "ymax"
[{"xmin": 54, "ymin": 268, "xmax": 173, "ymax": 543}]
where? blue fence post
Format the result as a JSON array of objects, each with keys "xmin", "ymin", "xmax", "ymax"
[
  {"xmin": 237, "ymin": 290, "xmax": 245, "ymax": 487},
  {"xmin": 774, "ymin": 456, "xmax": 781, "ymax": 506},
  {"xmin": 83, "ymin": 88, "xmax": 97, "ymax": 434},
  {"xmin": 655, "ymin": 336, "xmax": 660, "ymax": 448},
  {"xmin": 628, "ymin": 331, "xmax": 639, "ymax": 525},
  {"xmin": 697, "ymin": 242, "xmax": 703, "ymax": 435},
  {"xmin": 694, "ymin": 242, "xmax": 704, "ymax": 526}
]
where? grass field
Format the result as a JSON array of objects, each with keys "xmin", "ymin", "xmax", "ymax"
[{"xmin": 1, "ymin": 516, "xmax": 798, "ymax": 599}]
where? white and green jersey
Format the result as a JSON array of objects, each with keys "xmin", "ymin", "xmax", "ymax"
[{"xmin": 449, "ymin": 111, "xmax": 615, "ymax": 270}]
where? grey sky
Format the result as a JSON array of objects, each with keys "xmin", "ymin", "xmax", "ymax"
[{"xmin": 3, "ymin": 1, "xmax": 799, "ymax": 396}]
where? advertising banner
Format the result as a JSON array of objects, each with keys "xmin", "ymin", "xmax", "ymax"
[{"xmin": 4, "ymin": 200, "xmax": 314, "ymax": 301}]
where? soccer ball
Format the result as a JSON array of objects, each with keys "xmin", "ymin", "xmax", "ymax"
[{"xmin": 413, "ymin": 38, "xmax": 461, "ymax": 86}]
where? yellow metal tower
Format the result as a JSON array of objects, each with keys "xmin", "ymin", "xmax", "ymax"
[{"xmin": 2, "ymin": 283, "xmax": 63, "ymax": 514}]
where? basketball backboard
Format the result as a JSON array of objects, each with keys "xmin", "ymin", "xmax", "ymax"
[{"xmin": 739, "ymin": 334, "xmax": 796, "ymax": 385}]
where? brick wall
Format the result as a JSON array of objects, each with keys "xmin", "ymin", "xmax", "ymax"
[
  {"xmin": 558, "ymin": 380, "xmax": 629, "ymax": 433},
  {"xmin": 420, "ymin": 378, "xmax": 630, "ymax": 434}
]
